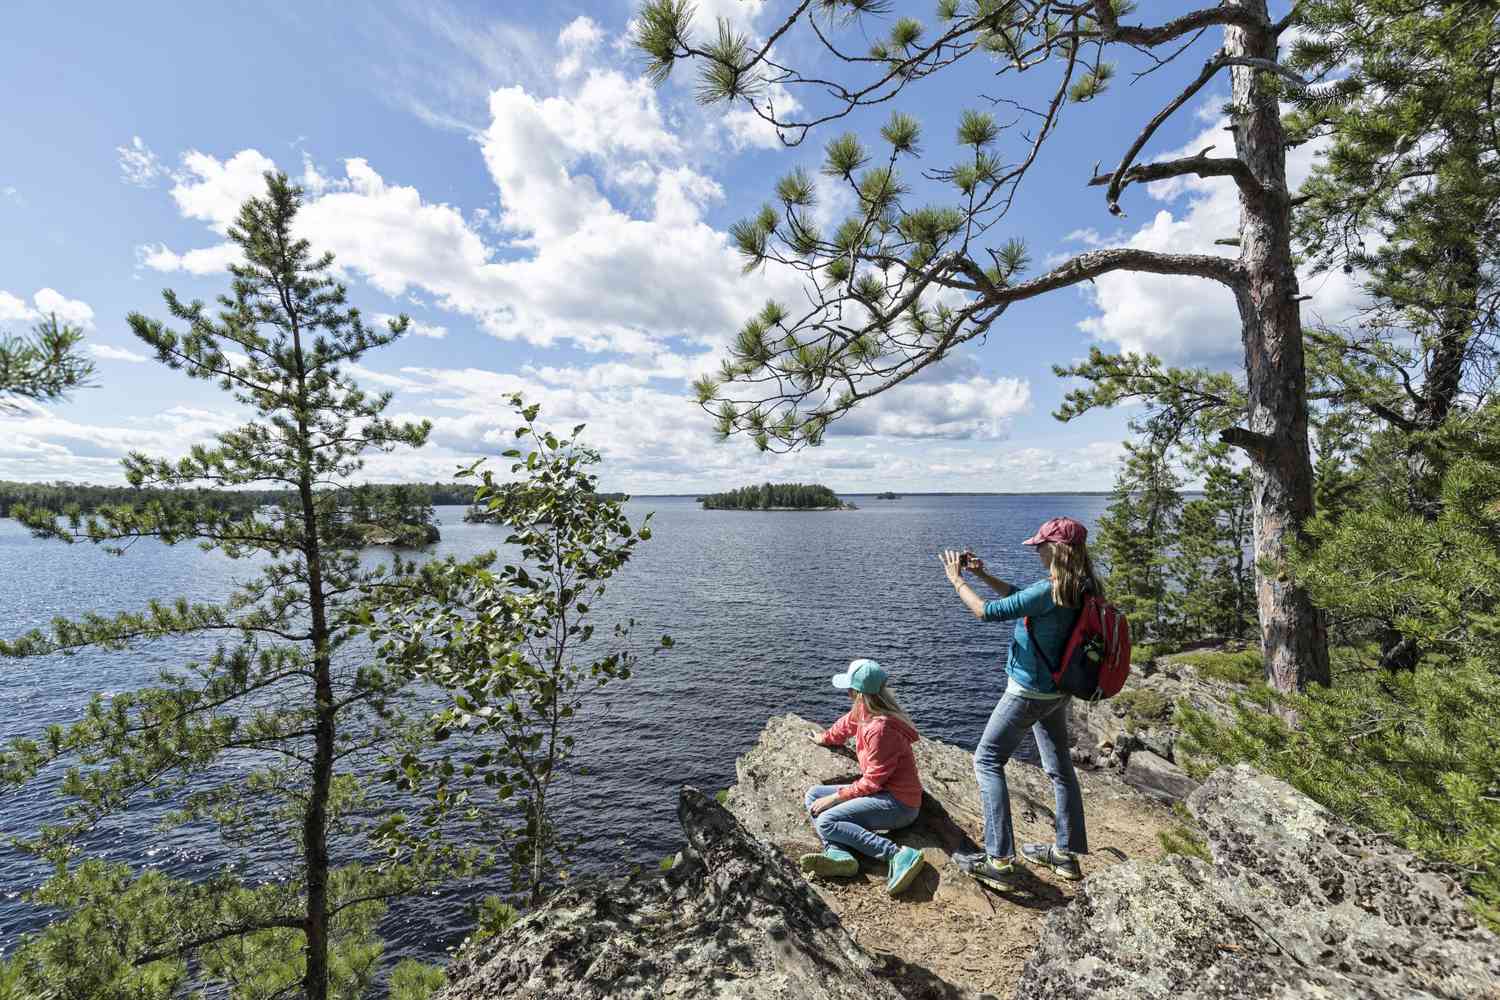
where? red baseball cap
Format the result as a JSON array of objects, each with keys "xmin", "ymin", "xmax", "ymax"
[{"xmin": 1023, "ymin": 516, "xmax": 1087, "ymax": 546}]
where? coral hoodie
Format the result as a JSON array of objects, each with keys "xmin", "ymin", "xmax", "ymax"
[{"xmin": 818, "ymin": 708, "xmax": 924, "ymax": 809}]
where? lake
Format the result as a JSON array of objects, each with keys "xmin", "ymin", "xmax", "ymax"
[{"xmin": 0, "ymin": 493, "xmax": 1109, "ymax": 962}]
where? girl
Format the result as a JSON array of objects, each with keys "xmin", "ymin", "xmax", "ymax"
[
  {"xmin": 940, "ymin": 516, "xmax": 1103, "ymax": 888},
  {"xmin": 803, "ymin": 658, "xmax": 928, "ymax": 896}
]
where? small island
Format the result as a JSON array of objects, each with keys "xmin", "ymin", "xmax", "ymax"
[
  {"xmin": 700, "ymin": 482, "xmax": 854, "ymax": 511},
  {"xmin": 876, "ymin": 491, "xmax": 901, "ymax": 500}
]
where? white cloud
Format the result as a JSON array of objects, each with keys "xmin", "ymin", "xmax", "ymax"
[
  {"xmin": 137, "ymin": 241, "xmax": 243, "ymax": 275},
  {"xmin": 556, "ymin": 16, "xmax": 604, "ymax": 79},
  {"xmin": 1073, "ymin": 110, "xmax": 1366, "ymax": 366},
  {"xmin": 90, "ymin": 344, "xmax": 150, "ymax": 363},
  {"xmin": 117, "ymin": 136, "xmax": 166, "ymax": 186},
  {"xmin": 0, "ymin": 288, "xmax": 94, "ymax": 329},
  {"xmin": 835, "ymin": 357, "xmax": 1032, "ymax": 440},
  {"xmin": 372, "ymin": 312, "xmax": 448, "ymax": 339},
  {"xmin": 1, "ymin": 185, "xmax": 20, "ymax": 204},
  {"xmin": 169, "ymin": 148, "xmax": 278, "ymax": 234}
]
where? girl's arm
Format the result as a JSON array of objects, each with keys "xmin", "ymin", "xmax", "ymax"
[{"xmin": 818, "ymin": 710, "xmax": 858, "ymax": 746}]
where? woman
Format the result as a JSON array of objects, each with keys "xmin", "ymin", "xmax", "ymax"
[
  {"xmin": 803, "ymin": 658, "xmax": 929, "ymax": 896},
  {"xmin": 940, "ymin": 516, "xmax": 1101, "ymax": 888}
]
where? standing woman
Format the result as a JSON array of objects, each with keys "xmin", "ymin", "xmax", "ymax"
[{"xmin": 939, "ymin": 517, "xmax": 1102, "ymax": 888}]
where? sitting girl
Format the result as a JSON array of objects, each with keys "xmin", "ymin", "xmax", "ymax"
[{"xmin": 803, "ymin": 658, "xmax": 928, "ymax": 895}]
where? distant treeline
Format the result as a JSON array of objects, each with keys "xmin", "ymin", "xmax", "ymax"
[
  {"xmin": 700, "ymin": 482, "xmax": 847, "ymax": 510},
  {"xmin": 0, "ymin": 480, "xmax": 482, "ymax": 518}
]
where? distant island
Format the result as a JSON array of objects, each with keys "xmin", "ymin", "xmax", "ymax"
[
  {"xmin": 876, "ymin": 491, "xmax": 901, "ymax": 500},
  {"xmin": 700, "ymin": 482, "xmax": 854, "ymax": 511}
]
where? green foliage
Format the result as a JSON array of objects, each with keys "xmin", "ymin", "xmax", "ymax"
[
  {"xmin": 1181, "ymin": 423, "xmax": 1500, "ymax": 929},
  {"xmin": 1156, "ymin": 803, "xmax": 1211, "ymax": 863},
  {"xmin": 1172, "ymin": 648, "xmax": 1263, "ymax": 687},
  {"xmin": 715, "ymin": 788, "xmax": 730, "ymax": 804},
  {"xmin": 388, "ymin": 961, "xmax": 447, "ymax": 1000},
  {"xmin": 375, "ymin": 396, "xmax": 662, "ymax": 903},
  {"xmin": 0, "ymin": 173, "xmax": 480, "ymax": 1000},
  {"xmin": 1178, "ymin": 654, "xmax": 1500, "ymax": 929},
  {"xmin": 699, "ymin": 482, "xmax": 846, "ymax": 510},
  {"xmin": 1094, "ymin": 434, "xmax": 1182, "ymax": 640},
  {"xmin": 1116, "ymin": 688, "xmax": 1170, "ymax": 726},
  {"xmin": 0, "ymin": 314, "xmax": 95, "ymax": 412},
  {"xmin": 468, "ymin": 895, "xmax": 521, "ymax": 943}
]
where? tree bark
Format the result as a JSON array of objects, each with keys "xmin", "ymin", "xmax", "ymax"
[
  {"xmin": 1225, "ymin": 2, "xmax": 1330, "ymax": 693},
  {"xmin": 289, "ymin": 315, "xmax": 334, "ymax": 1000}
]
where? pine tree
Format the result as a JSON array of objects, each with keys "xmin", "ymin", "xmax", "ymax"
[
  {"xmin": 641, "ymin": 0, "xmax": 1330, "ymax": 692},
  {"xmin": 1175, "ymin": 444, "xmax": 1255, "ymax": 641},
  {"xmin": 0, "ymin": 314, "xmax": 95, "ymax": 412},
  {"xmin": 0, "ymin": 173, "xmax": 469, "ymax": 1000},
  {"xmin": 1095, "ymin": 434, "xmax": 1183, "ymax": 642}
]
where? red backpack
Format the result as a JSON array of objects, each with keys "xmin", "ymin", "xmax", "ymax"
[{"xmin": 1026, "ymin": 592, "xmax": 1132, "ymax": 700}]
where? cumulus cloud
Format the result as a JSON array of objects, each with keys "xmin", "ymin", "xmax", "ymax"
[
  {"xmin": 835, "ymin": 357, "xmax": 1032, "ymax": 440},
  {"xmin": 0, "ymin": 288, "xmax": 94, "ymax": 328},
  {"xmin": 556, "ymin": 16, "xmax": 605, "ymax": 79},
  {"xmin": 1073, "ymin": 109, "xmax": 1366, "ymax": 367}
]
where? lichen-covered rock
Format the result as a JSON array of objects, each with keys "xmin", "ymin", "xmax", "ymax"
[
  {"xmin": 437, "ymin": 787, "xmax": 907, "ymax": 1000},
  {"xmin": 1016, "ymin": 764, "xmax": 1500, "ymax": 1000}
]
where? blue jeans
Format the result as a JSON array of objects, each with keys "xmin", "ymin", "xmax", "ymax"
[
  {"xmin": 973, "ymin": 693, "xmax": 1088, "ymax": 860},
  {"xmin": 804, "ymin": 784, "xmax": 920, "ymax": 860}
]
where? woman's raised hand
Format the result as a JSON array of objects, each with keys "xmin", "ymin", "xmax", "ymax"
[{"xmin": 940, "ymin": 549, "xmax": 966, "ymax": 585}]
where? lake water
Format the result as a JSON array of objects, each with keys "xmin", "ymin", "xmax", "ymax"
[{"xmin": 0, "ymin": 494, "xmax": 1108, "ymax": 962}]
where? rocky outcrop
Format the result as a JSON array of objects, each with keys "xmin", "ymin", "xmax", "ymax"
[
  {"xmin": 1122, "ymin": 749, "xmax": 1199, "ymax": 804},
  {"xmin": 437, "ymin": 786, "xmax": 908, "ymax": 1000},
  {"xmin": 1017, "ymin": 764, "xmax": 1500, "ymax": 1000},
  {"xmin": 724, "ymin": 714, "xmax": 1174, "ymax": 998},
  {"xmin": 1068, "ymin": 649, "xmax": 1250, "ymax": 802}
]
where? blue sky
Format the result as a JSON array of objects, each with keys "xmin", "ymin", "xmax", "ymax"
[{"xmin": 0, "ymin": 0, "xmax": 1343, "ymax": 492}]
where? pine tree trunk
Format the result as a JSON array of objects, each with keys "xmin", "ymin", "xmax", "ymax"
[
  {"xmin": 1226, "ymin": 3, "xmax": 1330, "ymax": 693},
  {"xmin": 290, "ymin": 323, "xmax": 334, "ymax": 1000}
]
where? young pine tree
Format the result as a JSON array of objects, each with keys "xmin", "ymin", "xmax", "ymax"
[
  {"xmin": 1095, "ymin": 433, "xmax": 1183, "ymax": 643},
  {"xmin": 0, "ymin": 173, "xmax": 471, "ymax": 1000},
  {"xmin": 1174, "ymin": 444, "xmax": 1256, "ymax": 641}
]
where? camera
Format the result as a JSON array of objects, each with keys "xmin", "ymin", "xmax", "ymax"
[{"xmin": 959, "ymin": 550, "xmax": 976, "ymax": 569}]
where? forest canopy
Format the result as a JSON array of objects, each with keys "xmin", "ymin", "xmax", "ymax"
[{"xmin": 700, "ymin": 482, "xmax": 849, "ymax": 510}]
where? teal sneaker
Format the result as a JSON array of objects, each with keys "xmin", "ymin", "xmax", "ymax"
[
  {"xmin": 885, "ymin": 846, "xmax": 926, "ymax": 895},
  {"xmin": 800, "ymin": 847, "xmax": 858, "ymax": 879},
  {"xmin": 961, "ymin": 853, "xmax": 1022, "ymax": 889},
  {"xmin": 1021, "ymin": 842, "xmax": 1083, "ymax": 881}
]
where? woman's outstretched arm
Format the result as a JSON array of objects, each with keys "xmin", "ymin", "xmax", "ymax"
[{"xmin": 941, "ymin": 549, "xmax": 991, "ymax": 620}]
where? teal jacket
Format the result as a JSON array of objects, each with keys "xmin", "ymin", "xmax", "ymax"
[{"xmin": 983, "ymin": 579, "xmax": 1079, "ymax": 694}]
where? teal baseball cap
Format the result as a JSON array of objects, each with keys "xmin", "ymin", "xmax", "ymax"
[{"xmin": 831, "ymin": 658, "xmax": 887, "ymax": 694}]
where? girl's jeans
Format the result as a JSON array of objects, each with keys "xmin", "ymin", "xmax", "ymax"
[
  {"xmin": 974, "ymin": 692, "xmax": 1088, "ymax": 860},
  {"xmin": 803, "ymin": 784, "xmax": 920, "ymax": 860}
]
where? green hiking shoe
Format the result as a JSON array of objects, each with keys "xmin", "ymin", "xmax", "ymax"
[
  {"xmin": 800, "ymin": 847, "xmax": 859, "ymax": 879},
  {"xmin": 1021, "ymin": 842, "xmax": 1083, "ymax": 881},
  {"xmin": 885, "ymin": 846, "xmax": 926, "ymax": 896},
  {"xmin": 961, "ymin": 854, "xmax": 1022, "ymax": 889}
]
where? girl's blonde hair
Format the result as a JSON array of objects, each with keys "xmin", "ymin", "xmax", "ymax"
[
  {"xmin": 856, "ymin": 684, "xmax": 917, "ymax": 731},
  {"xmin": 1044, "ymin": 539, "xmax": 1106, "ymax": 608}
]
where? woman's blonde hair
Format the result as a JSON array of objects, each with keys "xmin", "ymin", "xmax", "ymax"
[
  {"xmin": 1044, "ymin": 539, "xmax": 1105, "ymax": 608},
  {"xmin": 856, "ymin": 684, "xmax": 917, "ymax": 731}
]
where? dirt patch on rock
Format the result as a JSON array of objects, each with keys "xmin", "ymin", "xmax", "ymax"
[{"xmin": 724, "ymin": 714, "xmax": 1175, "ymax": 999}]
